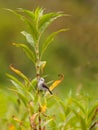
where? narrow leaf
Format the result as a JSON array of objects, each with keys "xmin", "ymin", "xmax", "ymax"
[
  {"xmin": 23, "ymin": 18, "xmax": 38, "ymax": 42},
  {"xmin": 9, "ymin": 65, "xmax": 29, "ymax": 83},
  {"xmin": 6, "ymin": 73, "xmax": 24, "ymax": 89},
  {"xmin": 39, "ymin": 12, "xmax": 65, "ymax": 34},
  {"xmin": 72, "ymin": 99, "xmax": 86, "ymax": 114},
  {"xmin": 57, "ymin": 99, "xmax": 67, "ymax": 115},
  {"xmin": 21, "ymin": 31, "xmax": 35, "ymax": 47},
  {"xmin": 13, "ymin": 43, "xmax": 35, "ymax": 64},
  {"xmin": 9, "ymin": 88, "xmax": 27, "ymax": 106},
  {"xmin": 41, "ymin": 29, "xmax": 69, "ymax": 57},
  {"xmin": 34, "ymin": 7, "xmax": 44, "ymax": 21},
  {"xmin": 12, "ymin": 115, "xmax": 23, "ymax": 124},
  {"xmin": 17, "ymin": 8, "xmax": 35, "ymax": 19},
  {"xmin": 5, "ymin": 9, "xmax": 25, "ymax": 21},
  {"xmin": 6, "ymin": 9, "xmax": 38, "ymax": 42},
  {"xmin": 42, "ymin": 118, "xmax": 53, "ymax": 127},
  {"xmin": 88, "ymin": 103, "xmax": 98, "ymax": 121},
  {"xmin": 29, "ymin": 78, "xmax": 37, "ymax": 92},
  {"xmin": 79, "ymin": 115, "xmax": 87, "ymax": 130},
  {"xmin": 7, "ymin": 73, "xmax": 28, "ymax": 98},
  {"xmin": 27, "ymin": 91, "xmax": 34, "ymax": 101},
  {"xmin": 10, "ymin": 80, "xmax": 23, "ymax": 94},
  {"xmin": 72, "ymin": 108, "xmax": 86, "ymax": 130},
  {"xmin": 8, "ymin": 78, "xmax": 29, "ymax": 105}
]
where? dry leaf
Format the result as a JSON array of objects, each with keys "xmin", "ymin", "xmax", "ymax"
[
  {"xmin": 8, "ymin": 124, "xmax": 15, "ymax": 130},
  {"xmin": 41, "ymin": 104, "xmax": 47, "ymax": 113},
  {"xmin": 30, "ymin": 113, "xmax": 38, "ymax": 129},
  {"xmin": 49, "ymin": 74, "xmax": 64, "ymax": 91},
  {"xmin": 9, "ymin": 64, "xmax": 29, "ymax": 82},
  {"xmin": 40, "ymin": 61, "xmax": 46, "ymax": 74},
  {"xmin": 12, "ymin": 115, "xmax": 22, "ymax": 124}
]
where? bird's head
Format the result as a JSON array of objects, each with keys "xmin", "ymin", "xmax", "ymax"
[{"xmin": 38, "ymin": 78, "xmax": 45, "ymax": 84}]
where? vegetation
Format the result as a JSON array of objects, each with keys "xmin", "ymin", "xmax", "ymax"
[{"xmin": 0, "ymin": 7, "xmax": 97, "ymax": 130}]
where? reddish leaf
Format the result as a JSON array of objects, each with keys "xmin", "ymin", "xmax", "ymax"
[{"xmin": 30, "ymin": 113, "xmax": 38, "ymax": 129}]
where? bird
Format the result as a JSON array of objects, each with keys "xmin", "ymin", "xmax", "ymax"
[{"xmin": 38, "ymin": 78, "xmax": 53, "ymax": 95}]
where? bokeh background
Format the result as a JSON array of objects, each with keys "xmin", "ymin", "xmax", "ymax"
[{"xmin": 0, "ymin": 0, "xmax": 98, "ymax": 100}]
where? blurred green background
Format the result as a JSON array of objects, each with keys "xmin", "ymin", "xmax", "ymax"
[{"xmin": 0, "ymin": 0, "xmax": 98, "ymax": 99}]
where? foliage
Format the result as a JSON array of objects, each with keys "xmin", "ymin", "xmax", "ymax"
[
  {"xmin": 4, "ymin": 7, "xmax": 66, "ymax": 130},
  {"xmin": 1, "ymin": 7, "xmax": 98, "ymax": 130}
]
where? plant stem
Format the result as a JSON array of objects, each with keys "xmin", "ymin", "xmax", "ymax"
[
  {"xmin": 38, "ymin": 107, "xmax": 42, "ymax": 130},
  {"xmin": 35, "ymin": 42, "xmax": 40, "ymax": 79},
  {"xmin": 90, "ymin": 121, "xmax": 98, "ymax": 130},
  {"xmin": 35, "ymin": 41, "xmax": 42, "ymax": 130}
]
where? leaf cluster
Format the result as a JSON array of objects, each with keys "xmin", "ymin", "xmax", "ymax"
[
  {"xmin": 7, "ymin": 8, "xmax": 68, "ymax": 66},
  {"xmin": 3, "ymin": 7, "xmax": 98, "ymax": 130}
]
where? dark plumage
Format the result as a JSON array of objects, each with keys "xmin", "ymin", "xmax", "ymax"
[{"xmin": 38, "ymin": 78, "xmax": 53, "ymax": 95}]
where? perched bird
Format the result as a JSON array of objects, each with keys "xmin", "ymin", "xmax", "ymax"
[{"xmin": 38, "ymin": 78, "xmax": 53, "ymax": 95}]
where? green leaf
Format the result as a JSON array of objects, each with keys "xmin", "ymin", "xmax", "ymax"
[
  {"xmin": 17, "ymin": 8, "xmax": 35, "ymax": 19},
  {"xmin": 6, "ymin": 8, "xmax": 38, "ymax": 42},
  {"xmin": 21, "ymin": 31, "xmax": 35, "ymax": 47},
  {"xmin": 7, "ymin": 73, "xmax": 24, "ymax": 90},
  {"xmin": 72, "ymin": 108, "xmax": 86, "ymax": 130},
  {"xmin": 88, "ymin": 103, "xmax": 98, "ymax": 123},
  {"xmin": 41, "ymin": 29, "xmax": 68, "ymax": 57},
  {"xmin": 42, "ymin": 118, "xmax": 53, "ymax": 127},
  {"xmin": 10, "ymin": 80, "xmax": 24, "ymax": 94},
  {"xmin": 24, "ymin": 18, "xmax": 38, "ymax": 42},
  {"xmin": 62, "ymin": 113, "xmax": 75, "ymax": 129},
  {"xmin": 0, "ymin": 90, "xmax": 10, "ymax": 118},
  {"xmin": 56, "ymin": 98, "xmax": 66, "ymax": 116},
  {"xmin": 79, "ymin": 115, "xmax": 87, "ymax": 130},
  {"xmin": 5, "ymin": 8, "xmax": 25, "ymax": 21},
  {"xmin": 19, "ymin": 8, "xmax": 43, "ymax": 41},
  {"xmin": 29, "ymin": 78, "xmax": 37, "ymax": 92},
  {"xmin": 72, "ymin": 99, "xmax": 86, "ymax": 114},
  {"xmin": 27, "ymin": 91, "xmax": 34, "ymax": 101},
  {"xmin": 7, "ymin": 74, "xmax": 30, "ymax": 105},
  {"xmin": 39, "ymin": 12, "xmax": 65, "ymax": 34},
  {"xmin": 9, "ymin": 88, "xmax": 27, "ymax": 106},
  {"xmin": 7, "ymin": 73, "xmax": 28, "ymax": 95},
  {"xmin": 17, "ymin": 92, "xmax": 27, "ymax": 106},
  {"xmin": 34, "ymin": 7, "xmax": 44, "ymax": 22},
  {"xmin": 88, "ymin": 103, "xmax": 98, "ymax": 118},
  {"xmin": 13, "ymin": 43, "xmax": 35, "ymax": 64}
]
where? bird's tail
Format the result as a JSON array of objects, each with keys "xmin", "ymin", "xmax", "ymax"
[{"xmin": 48, "ymin": 88, "xmax": 53, "ymax": 95}]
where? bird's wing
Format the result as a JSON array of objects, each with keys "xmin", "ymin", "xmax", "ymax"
[
  {"xmin": 42, "ymin": 83, "xmax": 48, "ymax": 89},
  {"xmin": 43, "ymin": 83, "xmax": 53, "ymax": 95}
]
